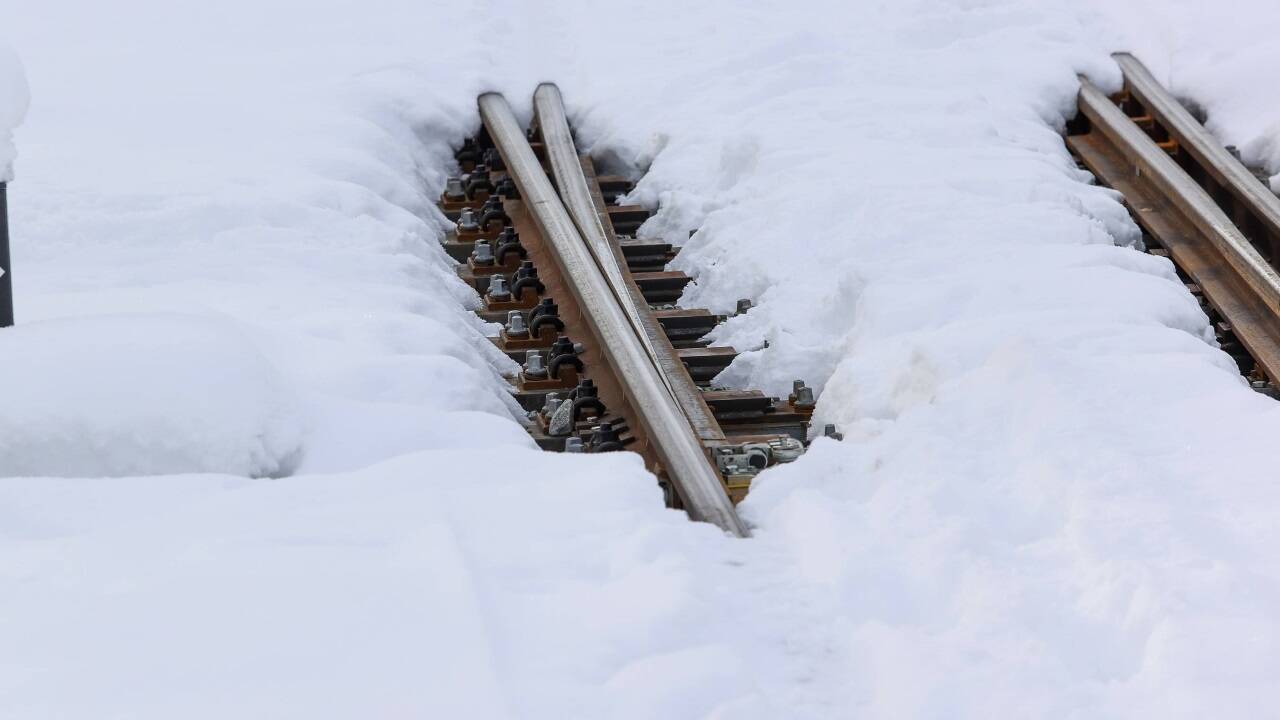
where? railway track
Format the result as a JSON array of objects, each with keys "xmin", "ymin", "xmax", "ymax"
[
  {"xmin": 1069, "ymin": 53, "xmax": 1280, "ymax": 396},
  {"xmin": 437, "ymin": 86, "xmax": 822, "ymax": 536},
  {"xmin": 431, "ymin": 54, "xmax": 1277, "ymax": 537}
]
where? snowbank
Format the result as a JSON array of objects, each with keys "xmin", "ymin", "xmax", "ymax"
[
  {"xmin": 0, "ymin": 41, "xmax": 28, "ymax": 181},
  {"xmin": 0, "ymin": 314, "xmax": 303, "ymax": 477},
  {"xmin": 0, "ymin": 448, "xmax": 773, "ymax": 718}
]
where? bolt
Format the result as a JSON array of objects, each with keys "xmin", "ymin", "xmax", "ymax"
[
  {"xmin": 506, "ymin": 310, "xmax": 529, "ymax": 337},
  {"xmin": 495, "ymin": 226, "xmax": 518, "ymax": 246},
  {"xmin": 531, "ymin": 298, "xmax": 558, "ymax": 323},
  {"xmin": 564, "ymin": 437, "xmax": 585, "ymax": 453},
  {"xmin": 549, "ymin": 336, "xmax": 574, "ymax": 358},
  {"xmin": 523, "ymin": 350, "xmax": 548, "ymax": 379},
  {"xmin": 574, "ymin": 378, "xmax": 597, "ymax": 398},
  {"xmin": 457, "ymin": 207, "xmax": 480, "ymax": 233},
  {"xmin": 471, "ymin": 239, "xmax": 495, "ymax": 266},
  {"xmin": 542, "ymin": 392, "xmax": 563, "ymax": 417},
  {"xmin": 823, "ymin": 423, "xmax": 844, "ymax": 441},
  {"xmin": 589, "ymin": 421, "xmax": 621, "ymax": 452},
  {"xmin": 792, "ymin": 380, "xmax": 815, "ymax": 409},
  {"xmin": 735, "ymin": 298, "xmax": 754, "ymax": 315},
  {"xmin": 444, "ymin": 177, "xmax": 465, "ymax": 200},
  {"xmin": 487, "ymin": 274, "xmax": 511, "ymax": 301}
]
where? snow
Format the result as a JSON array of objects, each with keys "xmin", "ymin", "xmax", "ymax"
[
  {"xmin": 0, "ymin": 313, "xmax": 303, "ymax": 477},
  {"xmin": 3, "ymin": 0, "xmax": 1280, "ymax": 716},
  {"xmin": 0, "ymin": 40, "xmax": 28, "ymax": 182}
]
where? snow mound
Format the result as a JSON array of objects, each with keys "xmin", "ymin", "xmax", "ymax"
[
  {"xmin": 0, "ymin": 41, "xmax": 28, "ymax": 181},
  {"xmin": 0, "ymin": 447, "xmax": 758, "ymax": 719},
  {"xmin": 0, "ymin": 314, "xmax": 303, "ymax": 477}
]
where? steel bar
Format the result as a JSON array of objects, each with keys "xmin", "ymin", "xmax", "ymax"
[
  {"xmin": 533, "ymin": 84, "xmax": 727, "ymax": 444},
  {"xmin": 478, "ymin": 92, "xmax": 748, "ymax": 537},
  {"xmin": 533, "ymin": 84, "xmax": 639, "ymax": 337},
  {"xmin": 0, "ymin": 182, "xmax": 12, "ymax": 327},
  {"xmin": 1078, "ymin": 78, "xmax": 1280, "ymax": 321}
]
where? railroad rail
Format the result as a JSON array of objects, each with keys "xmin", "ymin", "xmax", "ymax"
[
  {"xmin": 1069, "ymin": 53, "xmax": 1280, "ymax": 392},
  {"xmin": 437, "ymin": 86, "xmax": 822, "ymax": 536}
]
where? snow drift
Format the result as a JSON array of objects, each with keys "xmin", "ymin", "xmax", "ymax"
[{"xmin": 0, "ymin": 314, "xmax": 304, "ymax": 477}]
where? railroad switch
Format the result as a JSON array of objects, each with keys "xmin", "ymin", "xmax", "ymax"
[{"xmin": 714, "ymin": 437, "xmax": 806, "ymax": 501}]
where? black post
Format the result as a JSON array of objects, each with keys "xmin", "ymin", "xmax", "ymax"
[{"xmin": 0, "ymin": 181, "xmax": 11, "ymax": 327}]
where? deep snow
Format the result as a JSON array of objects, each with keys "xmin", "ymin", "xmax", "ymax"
[{"xmin": 3, "ymin": 0, "xmax": 1280, "ymax": 717}]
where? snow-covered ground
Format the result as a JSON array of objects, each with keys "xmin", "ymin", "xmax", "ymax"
[{"xmin": 3, "ymin": 0, "xmax": 1280, "ymax": 716}]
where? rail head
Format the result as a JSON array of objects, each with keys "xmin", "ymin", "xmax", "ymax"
[
  {"xmin": 532, "ymin": 84, "xmax": 672, "ymax": 394},
  {"xmin": 1113, "ymin": 52, "xmax": 1280, "ymax": 242},
  {"xmin": 532, "ymin": 84, "xmax": 729, "ymax": 447},
  {"xmin": 477, "ymin": 92, "xmax": 749, "ymax": 538},
  {"xmin": 1077, "ymin": 77, "xmax": 1280, "ymax": 321}
]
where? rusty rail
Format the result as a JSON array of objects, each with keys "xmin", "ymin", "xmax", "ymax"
[
  {"xmin": 1069, "ymin": 54, "xmax": 1280, "ymax": 383},
  {"xmin": 478, "ymin": 91, "xmax": 749, "ymax": 537}
]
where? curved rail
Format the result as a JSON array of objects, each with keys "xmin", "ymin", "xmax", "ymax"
[
  {"xmin": 532, "ymin": 85, "xmax": 728, "ymax": 446},
  {"xmin": 477, "ymin": 92, "xmax": 749, "ymax": 537},
  {"xmin": 532, "ymin": 85, "xmax": 643, "ymax": 344}
]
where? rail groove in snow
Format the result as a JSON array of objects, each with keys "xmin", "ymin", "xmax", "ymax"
[
  {"xmin": 435, "ymin": 87, "xmax": 827, "ymax": 536},
  {"xmin": 1069, "ymin": 53, "xmax": 1280, "ymax": 393}
]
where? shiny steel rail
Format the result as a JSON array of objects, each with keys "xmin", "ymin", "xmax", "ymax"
[
  {"xmin": 1069, "ymin": 55, "xmax": 1280, "ymax": 381},
  {"xmin": 532, "ymin": 84, "xmax": 644, "ymax": 349},
  {"xmin": 478, "ymin": 91, "xmax": 749, "ymax": 537},
  {"xmin": 1113, "ymin": 53, "xmax": 1280, "ymax": 252},
  {"xmin": 532, "ymin": 84, "xmax": 729, "ymax": 447}
]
